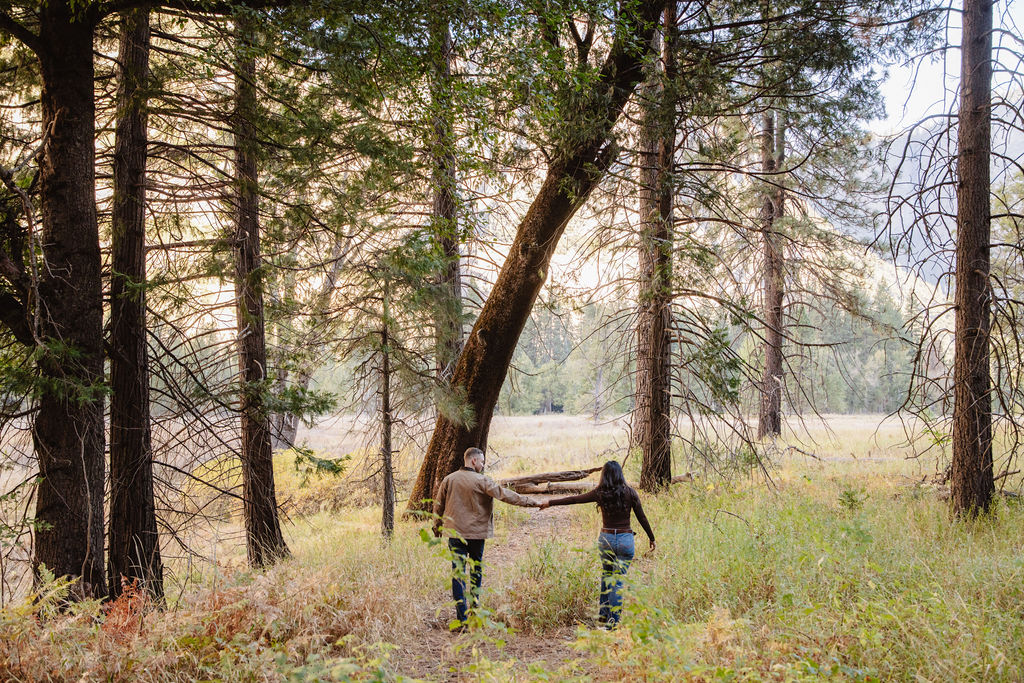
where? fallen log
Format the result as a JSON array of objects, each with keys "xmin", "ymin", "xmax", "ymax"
[
  {"xmin": 500, "ymin": 467, "xmax": 601, "ymax": 488},
  {"xmin": 508, "ymin": 480, "xmax": 596, "ymax": 495},
  {"xmin": 505, "ymin": 471, "xmax": 697, "ymax": 494}
]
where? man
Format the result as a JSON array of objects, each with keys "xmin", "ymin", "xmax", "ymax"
[{"xmin": 432, "ymin": 447, "xmax": 540, "ymax": 626}]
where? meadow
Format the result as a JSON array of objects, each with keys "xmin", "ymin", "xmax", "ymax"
[{"xmin": 1, "ymin": 415, "xmax": 1022, "ymax": 681}]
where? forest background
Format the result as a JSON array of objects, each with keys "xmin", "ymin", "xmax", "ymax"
[{"xmin": 0, "ymin": 0, "xmax": 1023, "ymax": 679}]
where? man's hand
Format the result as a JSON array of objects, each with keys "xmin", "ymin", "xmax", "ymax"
[
  {"xmin": 647, "ymin": 539, "xmax": 656, "ymax": 555},
  {"xmin": 539, "ymin": 501, "xmax": 550, "ymax": 511}
]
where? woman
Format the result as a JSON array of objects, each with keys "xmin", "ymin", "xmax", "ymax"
[{"xmin": 540, "ymin": 460, "xmax": 655, "ymax": 627}]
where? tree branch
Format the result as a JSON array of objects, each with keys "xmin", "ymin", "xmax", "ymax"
[
  {"xmin": 0, "ymin": 292, "xmax": 33, "ymax": 346},
  {"xmin": 96, "ymin": 0, "xmax": 292, "ymax": 21},
  {"xmin": 0, "ymin": 11, "xmax": 41, "ymax": 54}
]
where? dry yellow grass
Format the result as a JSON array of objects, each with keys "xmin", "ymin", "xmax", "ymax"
[{"xmin": 1, "ymin": 414, "xmax": 1022, "ymax": 681}]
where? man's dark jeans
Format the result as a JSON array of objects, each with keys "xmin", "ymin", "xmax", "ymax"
[{"xmin": 448, "ymin": 538, "xmax": 485, "ymax": 623}]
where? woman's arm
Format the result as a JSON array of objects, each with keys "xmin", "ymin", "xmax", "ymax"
[
  {"xmin": 631, "ymin": 492, "xmax": 656, "ymax": 546},
  {"xmin": 545, "ymin": 488, "xmax": 600, "ymax": 507}
]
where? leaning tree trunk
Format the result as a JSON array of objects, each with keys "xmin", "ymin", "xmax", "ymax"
[
  {"xmin": 232, "ymin": 16, "xmax": 289, "ymax": 566},
  {"xmin": 635, "ymin": 3, "xmax": 675, "ymax": 492},
  {"xmin": 757, "ymin": 110, "xmax": 785, "ymax": 439},
  {"xmin": 430, "ymin": 17, "xmax": 463, "ymax": 381},
  {"xmin": 408, "ymin": 0, "xmax": 663, "ymax": 512},
  {"xmin": 380, "ymin": 324, "xmax": 395, "ymax": 538},
  {"xmin": 32, "ymin": 3, "xmax": 107, "ymax": 599},
  {"xmin": 108, "ymin": 7, "xmax": 164, "ymax": 600},
  {"xmin": 950, "ymin": 0, "xmax": 994, "ymax": 515}
]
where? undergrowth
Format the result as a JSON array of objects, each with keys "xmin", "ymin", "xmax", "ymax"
[{"xmin": 2, "ymin": 417, "xmax": 1022, "ymax": 681}]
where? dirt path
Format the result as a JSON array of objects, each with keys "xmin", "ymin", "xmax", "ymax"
[{"xmin": 390, "ymin": 501, "xmax": 590, "ymax": 681}]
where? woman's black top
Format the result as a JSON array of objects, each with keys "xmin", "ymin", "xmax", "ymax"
[{"xmin": 548, "ymin": 487, "xmax": 654, "ymax": 543}]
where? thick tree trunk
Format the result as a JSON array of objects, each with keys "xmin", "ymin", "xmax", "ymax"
[
  {"xmin": 635, "ymin": 4, "xmax": 675, "ymax": 492},
  {"xmin": 757, "ymin": 110, "xmax": 785, "ymax": 439},
  {"xmin": 108, "ymin": 8, "xmax": 164, "ymax": 601},
  {"xmin": 233, "ymin": 17, "xmax": 289, "ymax": 566},
  {"xmin": 430, "ymin": 18, "xmax": 463, "ymax": 381},
  {"xmin": 950, "ymin": 0, "xmax": 994, "ymax": 515},
  {"xmin": 380, "ymin": 326, "xmax": 395, "ymax": 538},
  {"xmin": 31, "ymin": 4, "xmax": 107, "ymax": 599},
  {"xmin": 408, "ymin": 0, "xmax": 662, "ymax": 512}
]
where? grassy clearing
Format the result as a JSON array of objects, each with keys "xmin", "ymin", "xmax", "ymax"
[
  {"xmin": 1, "ymin": 415, "xmax": 1022, "ymax": 681},
  {"xmin": 583, "ymin": 477, "xmax": 1024, "ymax": 680},
  {"xmin": 459, "ymin": 461, "xmax": 1024, "ymax": 681}
]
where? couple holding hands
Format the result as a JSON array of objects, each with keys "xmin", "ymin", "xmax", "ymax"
[{"xmin": 431, "ymin": 447, "xmax": 656, "ymax": 629}]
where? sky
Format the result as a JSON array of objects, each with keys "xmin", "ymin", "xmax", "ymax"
[{"xmin": 874, "ymin": 0, "xmax": 1024, "ymax": 136}]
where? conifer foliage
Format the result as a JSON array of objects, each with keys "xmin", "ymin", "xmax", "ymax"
[{"xmin": 0, "ymin": 0, "xmax": 1018, "ymax": 605}]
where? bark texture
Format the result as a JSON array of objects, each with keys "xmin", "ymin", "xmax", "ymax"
[
  {"xmin": 233, "ymin": 17, "xmax": 289, "ymax": 566},
  {"xmin": 635, "ymin": 4, "xmax": 676, "ymax": 492},
  {"xmin": 380, "ymin": 326, "xmax": 395, "ymax": 538},
  {"xmin": 430, "ymin": 18, "xmax": 463, "ymax": 381},
  {"xmin": 950, "ymin": 0, "xmax": 994, "ymax": 515},
  {"xmin": 408, "ymin": 0, "xmax": 663, "ymax": 511},
  {"xmin": 757, "ymin": 110, "xmax": 785, "ymax": 439},
  {"xmin": 108, "ymin": 8, "xmax": 164, "ymax": 600},
  {"xmin": 500, "ymin": 467, "xmax": 601, "ymax": 487},
  {"xmin": 32, "ymin": 3, "xmax": 107, "ymax": 599}
]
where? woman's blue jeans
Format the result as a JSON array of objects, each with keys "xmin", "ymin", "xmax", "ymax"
[{"xmin": 597, "ymin": 531, "xmax": 635, "ymax": 624}]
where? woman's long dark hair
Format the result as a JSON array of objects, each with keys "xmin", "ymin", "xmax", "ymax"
[{"xmin": 595, "ymin": 460, "xmax": 633, "ymax": 512}]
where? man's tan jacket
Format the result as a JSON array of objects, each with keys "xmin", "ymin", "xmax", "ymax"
[{"xmin": 433, "ymin": 467, "xmax": 538, "ymax": 539}]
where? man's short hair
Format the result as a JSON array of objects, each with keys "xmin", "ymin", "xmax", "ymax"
[{"xmin": 464, "ymin": 447, "xmax": 484, "ymax": 465}]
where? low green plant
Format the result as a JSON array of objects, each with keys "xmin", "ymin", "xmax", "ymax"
[{"xmin": 292, "ymin": 446, "xmax": 350, "ymax": 487}]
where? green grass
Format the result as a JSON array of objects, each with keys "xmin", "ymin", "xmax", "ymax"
[{"xmin": 608, "ymin": 479, "xmax": 1024, "ymax": 680}]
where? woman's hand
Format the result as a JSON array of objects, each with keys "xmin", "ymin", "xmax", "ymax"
[
  {"xmin": 647, "ymin": 539, "xmax": 656, "ymax": 555},
  {"xmin": 539, "ymin": 501, "xmax": 550, "ymax": 511}
]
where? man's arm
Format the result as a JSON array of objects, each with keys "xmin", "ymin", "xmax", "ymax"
[
  {"xmin": 432, "ymin": 478, "xmax": 448, "ymax": 536},
  {"xmin": 480, "ymin": 476, "xmax": 539, "ymax": 507}
]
